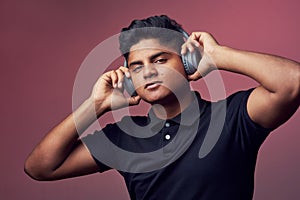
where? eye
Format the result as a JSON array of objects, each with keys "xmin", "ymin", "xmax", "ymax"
[
  {"xmin": 155, "ymin": 58, "xmax": 167, "ymax": 64},
  {"xmin": 132, "ymin": 65, "xmax": 143, "ymax": 73}
]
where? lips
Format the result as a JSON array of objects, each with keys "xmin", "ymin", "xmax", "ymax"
[{"xmin": 144, "ymin": 81, "xmax": 163, "ymax": 89}]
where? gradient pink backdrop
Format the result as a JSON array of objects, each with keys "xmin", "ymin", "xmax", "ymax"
[{"xmin": 1, "ymin": 0, "xmax": 299, "ymax": 199}]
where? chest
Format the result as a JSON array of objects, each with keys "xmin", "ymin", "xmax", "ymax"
[{"xmin": 121, "ymin": 122, "xmax": 252, "ymax": 200}]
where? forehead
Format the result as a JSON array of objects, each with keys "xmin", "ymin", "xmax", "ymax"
[{"xmin": 128, "ymin": 38, "xmax": 177, "ymax": 61}]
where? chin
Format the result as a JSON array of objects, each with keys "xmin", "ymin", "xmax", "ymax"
[{"xmin": 141, "ymin": 90, "xmax": 175, "ymax": 105}]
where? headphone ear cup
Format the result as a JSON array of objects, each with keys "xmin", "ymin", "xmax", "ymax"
[
  {"xmin": 123, "ymin": 60, "xmax": 138, "ymax": 96},
  {"xmin": 181, "ymin": 49, "xmax": 202, "ymax": 75},
  {"xmin": 124, "ymin": 75, "xmax": 138, "ymax": 97}
]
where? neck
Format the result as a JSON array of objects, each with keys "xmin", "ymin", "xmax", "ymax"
[{"xmin": 152, "ymin": 91, "xmax": 194, "ymax": 119}]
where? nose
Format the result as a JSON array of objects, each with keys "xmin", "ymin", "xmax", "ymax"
[{"xmin": 143, "ymin": 63, "xmax": 158, "ymax": 79}]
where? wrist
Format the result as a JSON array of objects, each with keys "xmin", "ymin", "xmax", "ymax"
[
  {"xmin": 85, "ymin": 96, "xmax": 109, "ymax": 118},
  {"xmin": 209, "ymin": 45, "xmax": 229, "ymax": 70}
]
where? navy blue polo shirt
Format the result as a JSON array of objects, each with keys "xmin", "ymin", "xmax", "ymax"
[{"xmin": 82, "ymin": 89, "xmax": 271, "ymax": 200}]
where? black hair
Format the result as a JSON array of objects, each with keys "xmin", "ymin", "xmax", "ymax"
[{"xmin": 119, "ymin": 15, "xmax": 185, "ymax": 60}]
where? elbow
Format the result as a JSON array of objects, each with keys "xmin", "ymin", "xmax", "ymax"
[
  {"xmin": 296, "ymin": 67, "xmax": 300, "ymax": 97},
  {"xmin": 24, "ymin": 158, "xmax": 53, "ymax": 181},
  {"xmin": 280, "ymin": 66, "xmax": 300, "ymax": 102},
  {"xmin": 290, "ymin": 67, "xmax": 300, "ymax": 101},
  {"xmin": 24, "ymin": 168, "xmax": 42, "ymax": 181},
  {"xmin": 24, "ymin": 159, "xmax": 43, "ymax": 181}
]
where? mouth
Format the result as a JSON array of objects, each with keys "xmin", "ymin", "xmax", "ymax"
[{"xmin": 144, "ymin": 81, "xmax": 163, "ymax": 89}]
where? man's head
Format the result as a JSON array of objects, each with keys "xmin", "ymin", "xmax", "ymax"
[
  {"xmin": 119, "ymin": 15, "xmax": 193, "ymax": 105},
  {"xmin": 119, "ymin": 15, "xmax": 186, "ymax": 61}
]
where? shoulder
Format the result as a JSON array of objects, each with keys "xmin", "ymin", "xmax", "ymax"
[
  {"xmin": 218, "ymin": 88, "xmax": 254, "ymax": 122},
  {"xmin": 225, "ymin": 88, "xmax": 254, "ymax": 106},
  {"xmin": 119, "ymin": 115, "xmax": 149, "ymax": 126},
  {"xmin": 217, "ymin": 88, "xmax": 255, "ymax": 118},
  {"xmin": 199, "ymin": 89, "xmax": 254, "ymax": 119},
  {"xmin": 222, "ymin": 88, "xmax": 271, "ymax": 134},
  {"xmin": 99, "ymin": 115, "xmax": 149, "ymax": 139}
]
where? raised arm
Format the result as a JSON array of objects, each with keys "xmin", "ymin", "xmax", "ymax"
[
  {"xmin": 185, "ymin": 32, "xmax": 300, "ymax": 129},
  {"xmin": 24, "ymin": 67, "xmax": 141, "ymax": 181}
]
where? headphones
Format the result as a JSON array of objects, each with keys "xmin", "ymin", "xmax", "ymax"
[{"xmin": 123, "ymin": 29, "xmax": 201, "ymax": 96}]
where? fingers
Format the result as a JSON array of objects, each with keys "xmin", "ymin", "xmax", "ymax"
[
  {"xmin": 181, "ymin": 31, "xmax": 217, "ymax": 55},
  {"xmin": 181, "ymin": 37, "xmax": 200, "ymax": 55},
  {"xmin": 110, "ymin": 66, "xmax": 129, "ymax": 89},
  {"xmin": 181, "ymin": 32, "xmax": 203, "ymax": 55},
  {"xmin": 109, "ymin": 70, "xmax": 118, "ymax": 88},
  {"xmin": 115, "ymin": 68, "xmax": 124, "ymax": 88}
]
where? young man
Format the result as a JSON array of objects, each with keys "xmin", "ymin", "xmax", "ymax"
[{"xmin": 25, "ymin": 15, "xmax": 300, "ymax": 199}]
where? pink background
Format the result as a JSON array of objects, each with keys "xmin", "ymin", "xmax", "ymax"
[{"xmin": 1, "ymin": 0, "xmax": 299, "ymax": 199}]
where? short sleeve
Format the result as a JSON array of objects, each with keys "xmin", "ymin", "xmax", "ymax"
[
  {"xmin": 81, "ymin": 115, "xmax": 150, "ymax": 173},
  {"xmin": 81, "ymin": 125, "xmax": 116, "ymax": 173},
  {"xmin": 225, "ymin": 88, "xmax": 272, "ymax": 153}
]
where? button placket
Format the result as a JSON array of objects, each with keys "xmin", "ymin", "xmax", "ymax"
[
  {"xmin": 162, "ymin": 121, "xmax": 173, "ymax": 156},
  {"xmin": 164, "ymin": 122, "xmax": 171, "ymax": 141}
]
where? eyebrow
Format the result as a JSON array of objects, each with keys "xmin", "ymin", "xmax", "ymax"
[{"xmin": 129, "ymin": 51, "xmax": 171, "ymax": 68}]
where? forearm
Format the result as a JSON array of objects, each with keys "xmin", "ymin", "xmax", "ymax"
[
  {"xmin": 214, "ymin": 46, "xmax": 300, "ymax": 97},
  {"xmin": 189, "ymin": 31, "xmax": 299, "ymax": 128},
  {"xmin": 24, "ymin": 98, "xmax": 106, "ymax": 179},
  {"xmin": 25, "ymin": 67, "xmax": 139, "ymax": 180}
]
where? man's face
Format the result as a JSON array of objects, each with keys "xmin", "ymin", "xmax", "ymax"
[{"xmin": 127, "ymin": 38, "xmax": 190, "ymax": 104}]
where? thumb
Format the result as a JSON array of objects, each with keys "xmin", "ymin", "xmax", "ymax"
[
  {"xmin": 188, "ymin": 71, "xmax": 202, "ymax": 81},
  {"xmin": 128, "ymin": 95, "xmax": 141, "ymax": 106}
]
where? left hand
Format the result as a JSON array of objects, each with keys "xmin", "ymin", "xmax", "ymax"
[{"xmin": 181, "ymin": 32, "xmax": 220, "ymax": 81}]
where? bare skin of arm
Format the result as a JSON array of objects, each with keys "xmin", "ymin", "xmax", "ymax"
[
  {"xmin": 185, "ymin": 32, "xmax": 300, "ymax": 129},
  {"xmin": 25, "ymin": 31, "xmax": 299, "ymax": 181},
  {"xmin": 24, "ymin": 67, "xmax": 141, "ymax": 181}
]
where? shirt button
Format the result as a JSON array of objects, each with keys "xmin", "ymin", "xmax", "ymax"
[
  {"xmin": 165, "ymin": 122, "xmax": 170, "ymax": 127},
  {"xmin": 165, "ymin": 134, "xmax": 171, "ymax": 140}
]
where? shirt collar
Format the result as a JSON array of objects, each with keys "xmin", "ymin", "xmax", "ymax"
[{"xmin": 147, "ymin": 91, "xmax": 206, "ymax": 130}]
